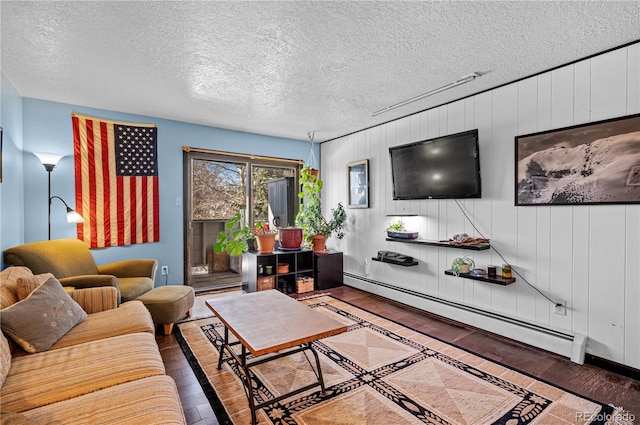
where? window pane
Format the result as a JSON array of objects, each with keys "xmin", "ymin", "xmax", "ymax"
[
  {"xmin": 192, "ymin": 159, "xmax": 247, "ymax": 220},
  {"xmin": 251, "ymin": 165, "xmax": 295, "ymax": 227}
]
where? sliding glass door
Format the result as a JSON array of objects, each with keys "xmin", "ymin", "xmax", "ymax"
[
  {"xmin": 183, "ymin": 148, "xmax": 300, "ymax": 292},
  {"xmin": 188, "ymin": 157, "xmax": 248, "ymax": 291}
]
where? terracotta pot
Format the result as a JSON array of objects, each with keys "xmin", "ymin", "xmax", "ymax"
[
  {"xmin": 461, "ymin": 264, "xmax": 471, "ymax": 274},
  {"xmin": 279, "ymin": 227, "xmax": 303, "ymax": 249},
  {"xmin": 311, "ymin": 234, "xmax": 327, "ymax": 252},
  {"xmin": 309, "ymin": 168, "xmax": 319, "ymax": 179},
  {"xmin": 277, "ymin": 263, "xmax": 289, "ymax": 273},
  {"xmin": 255, "ymin": 233, "xmax": 276, "ymax": 254}
]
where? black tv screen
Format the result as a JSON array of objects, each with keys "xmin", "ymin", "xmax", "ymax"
[{"xmin": 389, "ymin": 129, "xmax": 481, "ymax": 200}]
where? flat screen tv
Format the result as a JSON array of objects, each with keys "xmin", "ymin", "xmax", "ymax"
[{"xmin": 389, "ymin": 129, "xmax": 481, "ymax": 200}]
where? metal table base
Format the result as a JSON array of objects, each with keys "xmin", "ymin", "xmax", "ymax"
[{"xmin": 217, "ymin": 326, "xmax": 327, "ymax": 425}]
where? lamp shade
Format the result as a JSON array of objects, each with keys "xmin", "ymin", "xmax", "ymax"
[
  {"xmin": 34, "ymin": 152, "xmax": 63, "ymax": 168},
  {"xmin": 50, "ymin": 196, "xmax": 84, "ymax": 226},
  {"xmin": 66, "ymin": 209, "xmax": 84, "ymax": 224}
]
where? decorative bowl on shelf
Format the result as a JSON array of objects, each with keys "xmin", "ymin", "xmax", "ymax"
[
  {"xmin": 470, "ymin": 268, "xmax": 486, "ymax": 277},
  {"xmin": 277, "ymin": 263, "xmax": 289, "ymax": 274}
]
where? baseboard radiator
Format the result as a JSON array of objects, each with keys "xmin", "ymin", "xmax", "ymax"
[{"xmin": 343, "ymin": 272, "xmax": 587, "ymax": 364}]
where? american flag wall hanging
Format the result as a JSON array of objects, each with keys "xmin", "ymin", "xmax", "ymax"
[{"xmin": 72, "ymin": 113, "xmax": 159, "ymax": 248}]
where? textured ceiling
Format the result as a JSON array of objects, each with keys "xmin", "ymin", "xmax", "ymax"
[{"xmin": 2, "ymin": 1, "xmax": 640, "ymax": 142}]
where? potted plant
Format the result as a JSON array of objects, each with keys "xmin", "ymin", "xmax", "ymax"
[
  {"xmin": 386, "ymin": 220, "xmax": 405, "ymax": 233},
  {"xmin": 385, "ymin": 219, "xmax": 419, "ymax": 239},
  {"xmin": 451, "ymin": 255, "xmax": 475, "ymax": 277},
  {"xmin": 295, "ymin": 166, "xmax": 347, "ymax": 252},
  {"xmin": 254, "ymin": 221, "xmax": 278, "ymax": 254},
  {"xmin": 213, "ymin": 212, "xmax": 255, "ymax": 256}
]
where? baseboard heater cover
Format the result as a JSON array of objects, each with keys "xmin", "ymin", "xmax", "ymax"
[{"xmin": 343, "ymin": 272, "xmax": 586, "ymax": 363}]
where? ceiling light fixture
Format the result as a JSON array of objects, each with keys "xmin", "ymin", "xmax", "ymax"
[{"xmin": 371, "ymin": 72, "xmax": 482, "ymax": 117}]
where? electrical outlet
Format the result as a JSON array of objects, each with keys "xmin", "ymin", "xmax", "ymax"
[
  {"xmin": 554, "ymin": 302, "xmax": 566, "ymax": 316},
  {"xmin": 161, "ymin": 266, "xmax": 169, "ymax": 275}
]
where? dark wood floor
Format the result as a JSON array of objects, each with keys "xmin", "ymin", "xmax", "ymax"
[{"xmin": 156, "ymin": 285, "xmax": 640, "ymax": 425}]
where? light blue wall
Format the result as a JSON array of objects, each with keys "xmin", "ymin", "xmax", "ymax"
[
  {"xmin": 0, "ymin": 74, "xmax": 25, "ymax": 260},
  {"xmin": 12, "ymin": 97, "xmax": 317, "ymax": 286}
]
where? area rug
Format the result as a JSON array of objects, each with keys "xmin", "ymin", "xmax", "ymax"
[{"xmin": 175, "ymin": 295, "xmax": 628, "ymax": 425}]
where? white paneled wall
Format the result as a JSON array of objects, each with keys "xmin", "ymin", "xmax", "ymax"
[{"xmin": 321, "ymin": 42, "xmax": 640, "ymax": 368}]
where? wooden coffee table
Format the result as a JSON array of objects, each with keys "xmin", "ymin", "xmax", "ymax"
[{"xmin": 206, "ymin": 290, "xmax": 347, "ymax": 424}]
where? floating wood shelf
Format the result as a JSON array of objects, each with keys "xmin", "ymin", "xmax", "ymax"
[
  {"xmin": 372, "ymin": 257, "xmax": 419, "ymax": 267},
  {"xmin": 386, "ymin": 237, "xmax": 490, "ymax": 250},
  {"xmin": 444, "ymin": 269, "xmax": 515, "ymax": 285}
]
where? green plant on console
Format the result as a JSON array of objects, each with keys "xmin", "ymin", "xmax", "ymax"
[
  {"xmin": 214, "ymin": 212, "xmax": 254, "ymax": 256},
  {"xmin": 295, "ymin": 166, "xmax": 347, "ymax": 243},
  {"xmin": 451, "ymin": 255, "xmax": 475, "ymax": 277}
]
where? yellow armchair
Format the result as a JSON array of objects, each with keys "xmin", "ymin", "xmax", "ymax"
[{"xmin": 3, "ymin": 238, "xmax": 157, "ymax": 304}]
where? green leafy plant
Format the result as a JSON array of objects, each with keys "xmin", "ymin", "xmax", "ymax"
[
  {"xmin": 385, "ymin": 220, "xmax": 405, "ymax": 233},
  {"xmin": 295, "ymin": 166, "xmax": 347, "ymax": 243},
  {"xmin": 451, "ymin": 255, "xmax": 475, "ymax": 277},
  {"xmin": 213, "ymin": 212, "xmax": 254, "ymax": 256}
]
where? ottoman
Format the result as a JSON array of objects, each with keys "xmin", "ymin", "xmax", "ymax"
[{"xmin": 137, "ymin": 286, "xmax": 195, "ymax": 335}]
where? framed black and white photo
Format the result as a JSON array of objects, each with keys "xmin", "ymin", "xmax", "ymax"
[
  {"xmin": 347, "ymin": 159, "xmax": 369, "ymax": 208},
  {"xmin": 515, "ymin": 113, "xmax": 640, "ymax": 206}
]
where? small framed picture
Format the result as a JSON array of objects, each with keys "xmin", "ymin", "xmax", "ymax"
[{"xmin": 347, "ymin": 159, "xmax": 369, "ymax": 208}]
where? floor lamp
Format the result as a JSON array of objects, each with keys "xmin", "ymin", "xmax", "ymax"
[{"xmin": 34, "ymin": 153, "xmax": 84, "ymax": 240}]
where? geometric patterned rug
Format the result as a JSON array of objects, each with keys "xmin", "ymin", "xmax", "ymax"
[{"xmin": 175, "ymin": 295, "xmax": 627, "ymax": 425}]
